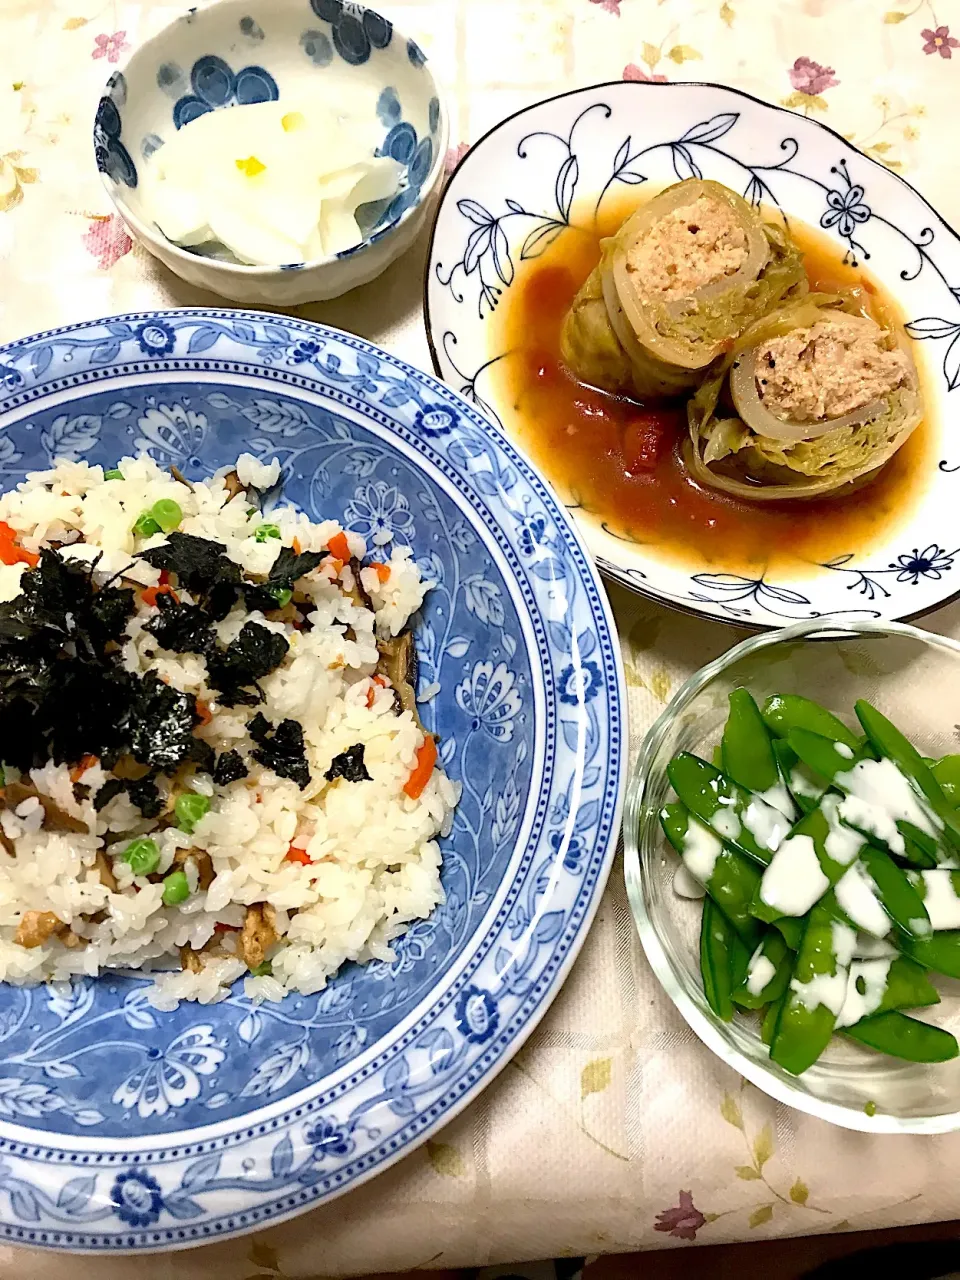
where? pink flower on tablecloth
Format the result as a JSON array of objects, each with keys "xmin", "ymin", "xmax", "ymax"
[
  {"xmin": 788, "ymin": 56, "xmax": 839, "ymax": 94},
  {"xmin": 654, "ymin": 1190, "xmax": 707, "ymax": 1241},
  {"xmin": 92, "ymin": 32, "xmax": 130, "ymax": 63},
  {"xmin": 82, "ymin": 213, "xmax": 132, "ymax": 270},
  {"xmin": 623, "ymin": 64, "xmax": 668, "ymax": 83},
  {"xmin": 444, "ymin": 142, "xmax": 470, "ymax": 175},
  {"xmin": 922, "ymin": 26, "xmax": 959, "ymax": 58},
  {"xmin": 590, "ymin": 0, "xmax": 622, "ymax": 15}
]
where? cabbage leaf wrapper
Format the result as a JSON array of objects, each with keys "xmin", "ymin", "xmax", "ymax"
[
  {"xmin": 686, "ymin": 293, "xmax": 922, "ymax": 501},
  {"xmin": 560, "ymin": 179, "xmax": 807, "ymax": 399}
]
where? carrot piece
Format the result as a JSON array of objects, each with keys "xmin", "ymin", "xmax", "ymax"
[
  {"xmin": 370, "ymin": 562, "xmax": 391, "ymax": 583},
  {"xmin": 0, "ymin": 522, "xmax": 38, "ymax": 567},
  {"xmin": 195, "ymin": 698, "xmax": 213, "ymax": 727},
  {"xmin": 292, "ymin": 537, "xmax": 302, "ymax": 555},
  {"xmin": 141, "ymin": 583, "xmax": 179, "ymax": 608},
  {"xmin": 403, "ymin": 736, "xmax": 437, "ymax": 800},
  {"xmin": 285, "ymin": 846, "xmax": 312, "ymax": 865},
  {"xmin": 70, "ymin": 754, "xmax": 98, "ymax": 783},
  {"xmin": 327, "ymin": 530, "xmax": 350, "ymax": 562}
]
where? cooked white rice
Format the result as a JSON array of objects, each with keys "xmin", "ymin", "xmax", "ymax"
[{"xmin": 0, "ymin": 454, "xmax": 458, "ymax": 1006}]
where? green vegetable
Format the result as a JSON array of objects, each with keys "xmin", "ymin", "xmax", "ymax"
[
  {"xmin": 104, "ymin": 468, "xmax": 124, "ymax": 481},
  {"xmin": 250, "ymin": 961, "xmax": 273, "ymax": 977},
  {"xmin": 772, "ymin": 739, "xmax": 827, "ymax": 815},
  {"xmin": 271, "ymin": 586, "xmax": 293, "ymax": 608},
  {"xmin": 761, "ymin": 997, "xmax": 783, "ymax": 1046},
  {"xmin": 660, "ymin": 802, "xmax": 762, "ymax": 947},
  {"xmin": 844, "ymin": 1011, "xmax": 959, "ymax": 1063},
  {"xmin": 858, "ymin": 844, "xmax": 930, "ymax": 942},
  {"xmin": 786, "ymin": 728, "xmax": 862, "ymax": 786},
  {"xmin": 122, "ymin": 836, "xmax": 160, "ymax": 876},
  {"xmin": 700, "ymin": 897, "xmax": 749, "ymax": 1022},
  {"xmin": 732, "ymin": 930, "xmax": 792, "ymax": 1009},
  {"xmin": 901, "ymin": 930, "xmax": 960, "ymax": 979},
  {"xmin": 761, "ymin": 693, "xmax": 861, "ymax": 750},
  {"xmin": 770, "ymin": 897, "xmax": 850, "ymax": 1076},
  {"xmin": 133, "ymin": 512, "xmax": 162, "ymax": 538},
  {"xmin": 151, "ymin": 499, "xmax": 182, "ymax": 533},
  {"xmin": 864, "ymin": 1100, "xmax": 878, "ymax": 1117},
  {"xmin": 751, "ymin": 798, "xmax": 863, "ymax": 928},
  {"xmin": 666, "ymin": 753, "xmax": 790, "ymax": 869},
  {"xmin": 175, "ymin": 791, "xmax": 210, "ymax": 834},
  {"xmin": 721, "ymin": 689, "xmax": 780, "ymax": 795},
  {"xmin": 255, "ymin": 524, "xmax": 282, "ymax": 542},
  {"xmin": 161, "ymin": 869, "xmax": 190, "ymax": 906},
  {"xmin": 932, "ymin": 755, "xmax": 960, "ymax": 806},
  {"xmin": 855, "ymin": 700, "xmax": 960, "ymax": 851},
  {"xmin": 872, "ymin": 954, "xmax": 940, "ymax": 1014}
]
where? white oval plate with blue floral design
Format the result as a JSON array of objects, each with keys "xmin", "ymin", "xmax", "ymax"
[
  {"xmin": 0, "ymin": 310, "xmax": 625, "ymax": 1252},
  {"xmin": 425, "ymin": 81, "xmax": 960, "ymax": 628}
]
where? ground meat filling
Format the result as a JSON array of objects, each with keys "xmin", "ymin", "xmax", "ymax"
[
  {"xmin": 627, "ymin": 195, "xmax": 750, "ymax": 300},
  {"xmin": 756, "ymin": 315, "xmax": 910, "ymax": 423}
]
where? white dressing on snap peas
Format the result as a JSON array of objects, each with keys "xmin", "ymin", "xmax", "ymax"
[
  {"xmin": 745, "ymin": 948, "xmax": 777, "ymax": 997},
  {"xmin": 742, "ymin": 795, "xmax": 791, "ymax": 851},
  {"xmin": 914, "ymin": 870, "xmax": 960, "ymax": 930},
  {"xmin": 789, "ymin": 969, "xmax": 848, "ymax": 1016},
  {"xmin": 710, "ymin": 806, "xmax": 742, "ymax": 840},
  {"xmin": 821, "ymin": 793, "xmax": 865, "ymax": 867},
  {"xmin": 837, "ymin": 758, "xmax": 942, "ymax": 856},
  {"xmin": 673, "ymin": 863, "xmax": 707, "ymax": 899},
  {"xmin": 834, "ymin": 742, "xmax": 855, "ymax": 760},
  {"xmin": 759, "ymin": 833, "xmax": 829, "ymax": 915},
  {"xmin": 854, "ymin": 933, "xmax": 897, "ymax": 959},
  {"xmin": 835, "ymin": 958, "xmax": 893, "ymax": 1028},
  {"xmin": 758, "ymin": 781, "xmax": 797, "ymax": 820},
  {"xmin": 835, "ymin": 860, "xmax": 891, "ymax": 938},
  {"xmin": 680, "ymin": 817, "xmax": 724, "ymax": 885}
]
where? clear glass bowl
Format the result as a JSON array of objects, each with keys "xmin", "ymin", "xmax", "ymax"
[{"xmin": 624, "ymin": 616, "xmax": 960, "ymax": 1133}]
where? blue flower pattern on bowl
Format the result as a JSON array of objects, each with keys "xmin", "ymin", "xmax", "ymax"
[
  {"xmin": 172, "ymin": 54, "xmax": 278, "ymax": 129},
  {"xmin": 308, "ymin": 0, "xmax": 392, "ymax": 67},
  {"xmin": 428, "ymin": 83, "xmax": 960, "ymax": 628},
  {"xmin": 93, "ymin": 93, "xmax": 137, "ymax": 188},
  {"xmin": 0, "ymin": 310, "xmax": 624, "ymax": 1250}
]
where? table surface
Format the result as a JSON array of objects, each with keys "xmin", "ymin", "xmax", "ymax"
[{"xmin": 4, "ymin": 0, "xmax": 960, "ymax": 1275}]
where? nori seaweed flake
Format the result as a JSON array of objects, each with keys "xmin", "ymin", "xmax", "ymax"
[
  {"xmin": 242, "ymin": 545, "xmax": 325, "ymax": 613},
  {"xmin": 206, "ymin": 621, "xmax": 289, "ymax": 708},
  {"xmin": 124, "ymin": 673, "xmax": 200, "ymax": 770},
  {"xmin": 144, "ymin": 595, "xmax": 215, "ymax": 655},
  {"xmin": 324, "ymin": 744, "xmax": 372, "ymax": 783},
  {"xmin": 213, "ymin": 749, "xmax": 248, "ymax": 786},
  {"xmin": 248, "ymin": 712, "xmax": 310, "ymax": 789},
  {"xmin": 138, "ymin": 533, "xmax": 242, "ymax": 600}
]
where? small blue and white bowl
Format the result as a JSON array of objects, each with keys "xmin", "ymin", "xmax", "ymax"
[{"xmin": 94, "ymin": 0, "xmax": 447, "ymax": 305}]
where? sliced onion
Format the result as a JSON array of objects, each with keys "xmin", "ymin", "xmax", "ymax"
[
  {"xmin": 729, "ymin": 348, "xmax": 886, "ymax": 443},
  {"xmin": 599, "ymin": 257, "xmax": 700, "ymax": 397},
  {"xmin": 682, "ymin": 434, "xmax": 887, "ymax": 502},
  {"xmin": 610, "ymin": 180, "xmax": 770, "ymax": 369}
]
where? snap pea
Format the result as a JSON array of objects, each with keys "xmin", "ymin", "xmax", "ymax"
[
  {"xmin": 732, "ymin": 930, "xmax": 792, "ymax": 1010},
  {"xmin": 721, "ymin": 689, "xmax": 780, "ymax": 796},
  {"xmin": 660, "ymin": 803, "xmax": 762, "ymax": 947},
  {"xmin": 761, "ymin": 995, "xmax": 783, "ymax": 1047},
  {"xmin": 932, "ymin": 755, "xmax": 960, "ymax": 806},
  {"xmin": 899, "ymin": 929, "xmax": 960, "ymax": 979},
  {"xmin": 772, "ymin": 739, "xmax": 827, "ymax": 815},
  {"xmin": 770, "ymin": 897, "xmax": 852, "ymax": 1076},
  {"xmin": 700, "ymin": 897, "xmax": 750, "ymax": 1022},
  {"xmin": 666, "ymin": 753, "xmax": 792, "ymax": 870},
  {"xmin": 855, "ymin": 700, "xmax": 960, "ymax": 852},
  {"xmin": 873, "ymin": 954, "xmax": 940, "ymax": 1013},
  {"xmin": 858, "ymin": 844, "xmax": 931, "ymax": 942},
  {"xmin": 762, "ymin": 693, "xmax": 861, "ymax": 751},
  {"xmin": 844, "ymin": 1011, "xmax": 959, "ymax": 1063}
]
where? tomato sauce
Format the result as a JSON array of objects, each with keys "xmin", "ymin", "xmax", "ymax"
[{"xmin": 493, "ymin": 196, "xmax": 933, "ymax": 576}]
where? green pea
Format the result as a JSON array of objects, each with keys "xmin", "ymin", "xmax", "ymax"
[
  {"xmin": 250, "ymin": 961, "xmax": 273, "ymax": 977},
  {"xmin": 175, "ymin": 791, "xmax": 210, "ymax": 833},
  {"xmin": 104, "ymin": 468, "xmax": 124, "ymax": 481},
  {"xmin": 255, "ymin": 524, "xmax": 281, "ymax": 543},
  {"xmin": 272, "ymin": 586, "xmax": 293, "ymax": 608},
  {"xmin": 151, "ymin": 499, "xmax": 182, "ymax": 533},
  {"xmin": 161, "ymin": 869, "xmax": 190, "ymax": 906},
  {"xmin": 133, "ymin": 512, "xmax": 161, "ymax": 537},
  {"xmin": 123, "ymin": 837, "xmax": 160, "ymax": 876}
]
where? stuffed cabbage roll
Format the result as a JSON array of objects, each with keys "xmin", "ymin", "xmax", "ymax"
[
  {"xmin": 686, "ymin": 295, "xmax": 922, "ymax": 500},
  {"xmin": 560, "ymin": 179, "xmax": 807, "ymax": 398}
]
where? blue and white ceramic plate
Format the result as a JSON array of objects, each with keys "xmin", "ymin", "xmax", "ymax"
[
  {"xmin": 0, "ymin": 311, "xmax": 625, "ymax": 1252},
  {"xmin": 425, "ymin": 81, "xmax": 960, "ymax": 629}
]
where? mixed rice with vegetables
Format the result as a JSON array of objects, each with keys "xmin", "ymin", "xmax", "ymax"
[{"xmin": 0, "ymin": 453, "xmax": 457, "ymax": 1007}]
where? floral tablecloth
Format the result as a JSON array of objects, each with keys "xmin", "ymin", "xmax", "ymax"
[{"xmin": 3, "ymin": 0, "xmax": 960, "ymax": 1275}]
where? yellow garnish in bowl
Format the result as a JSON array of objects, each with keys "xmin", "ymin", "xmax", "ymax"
[
  {"xmin": 281, "ymin": 111, "xmax": 306, "ymax": 133},
  {"xmin": 235, "ymin": 156, "xmax": 266, "ymax": 177}
]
